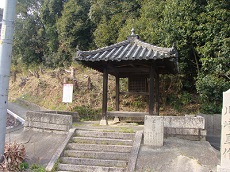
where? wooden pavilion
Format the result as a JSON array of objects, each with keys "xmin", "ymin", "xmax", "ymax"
[{"xmin": 75, "ymin": 29, "xmax": 179, "ymax": 124}]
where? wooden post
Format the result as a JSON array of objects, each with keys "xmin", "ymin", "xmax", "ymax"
[
  {"xmin": 116, "ymin": 76, "xmax": 120, "ymax": 111},
  {"xmin": 100, "ymin": 67, "xmax": 108, "ymax": 125},
  {"xmin": 149, "ymin": 65, "xmax": 154, "ymax": 115},
  {"xmin": 155, "ymin": 73, "xmax": 160, "ymax": 115},
  {"xmin": 114, "ymin": 76, "xmax": 120, "ymax": 123}
]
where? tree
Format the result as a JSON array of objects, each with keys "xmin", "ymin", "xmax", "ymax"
[
  {"xmin": 40, "ymin": 0, "xmax": 65, "ymax": 54},
  {"xmin": 39, "ymin": 0, "xmax": 66, "ymax": 67},
  {"xmin": 90, "ymin": 0, "xmax": 141, "ymax": 47},
  {"xmin": 195, "ymin": 0, "xmax": 230, "ymax": 113},
  {"xmin": 13, "ymin": 0, "xmax": 44, "ymax": 67},
  {"xmin": 55, "ymin": 0, "xmax": 93, "ymax": 66}
]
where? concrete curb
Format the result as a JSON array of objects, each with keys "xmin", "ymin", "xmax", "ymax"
[
  {"xmin": 127, "ymin": 130, "xmax": 143, "ymax": 172},
  {"xmin": 45, "ymin": 128, "xmax": 76, "ymax": 171}
]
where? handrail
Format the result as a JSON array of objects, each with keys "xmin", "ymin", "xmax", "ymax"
[{"xmin": 7, "ymin": 109, "xmax": 25, "ymax": 124}]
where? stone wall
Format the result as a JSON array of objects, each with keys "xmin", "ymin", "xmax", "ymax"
[
  {"xmin": 25, "ymin": 111, "xmax": 72, "ymax": 132},
  {"xmin": 41, "ymin": 111, "xmax": 79, "ymax": 122},
  {"xmin": 144, "ymin": 115, "xmax": 206, "ymax": 146},
  {"xmin": 164, "ymin": 116, "xmax": 206, "ymax": 141},
  {"xmin": 200, "ymin": 114, "xmax": 221, "ymax": 136}
]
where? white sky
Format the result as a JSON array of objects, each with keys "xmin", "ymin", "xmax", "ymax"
[{"xmin": 0, "ymin": 1, "xmax": 5, "ymax": 9}]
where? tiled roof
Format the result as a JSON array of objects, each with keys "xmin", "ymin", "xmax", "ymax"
[
  {"xmin": 75, "ymin": 30, "xmax": 179, "ymax": 76},
  {"xmin": 76, "ymin": 37, "xmax": 178, "ymax": 62}
]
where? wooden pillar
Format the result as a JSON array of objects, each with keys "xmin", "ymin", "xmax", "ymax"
[
  {"xmin": 149, "ymin": 65, "xmax": 154, "ymax": 115},
  {"xmin": 116, "ymin": 76, "xmax": 120, "ymax": 111},
  {"xmin": 155, "ymin": 73, "xmax": 160, "ymax": 115},
  {"xmin": 100, "ymin": 67, "xmax": 108, "ymax": 125}
]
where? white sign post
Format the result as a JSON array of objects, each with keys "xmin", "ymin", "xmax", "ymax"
[
  {"xmin": 217, "ymin": 89, "xmax": 230, "ymax": 172},
  {"xmin": 62, "ymin": 84, "xmax": 73, "ymax": 103}
]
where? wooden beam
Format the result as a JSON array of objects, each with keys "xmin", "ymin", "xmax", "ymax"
[
  {"xmin": 116, "ymin": 76, "xmax": 120, "ymax": 111},
  {"xmin": 109, "ymin": 67, "xmax": 149, "ymax": 73},
  {"xmin": 102, "ymin": 67, "xmax": 108, "ymax": 123},
  {"xmin": 149, "ymin": 65, "xmax": 154, "ymax": 115},
  {"xmin": 120, "ymin": 91, "xmax": 149, "ymax": 96},
  {"xmin": 107, "ymin": 111, "xmax": 152, "ymax": 117}
]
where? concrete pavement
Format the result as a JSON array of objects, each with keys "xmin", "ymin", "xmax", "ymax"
[
  {"xmin": 6, "ymin": 102, "xmax": 68, "ymax": 167},
  {"xmin": 6, "ymin": 101, "xmax": 221, "ymax": 170}
]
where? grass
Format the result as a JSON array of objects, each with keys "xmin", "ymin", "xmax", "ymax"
[
  {"xmin": 119, "ymin": 127, "xmax": 135, "ymax": 133},
  {"xmin": 8, "ymin": 66, "xmax": 200, "ymax": 119},
  {"xmin": 102, "ymin": 129, "xmax": 116, "ymax": 132}
]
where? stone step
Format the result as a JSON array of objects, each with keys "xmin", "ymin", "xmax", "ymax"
[
  {"xmin": 75, "ymin": 130, "xmax": 135, "ymax": 140},
  {"xmin": 71, "ymin": 136, "xmax": 133, "ymax": 145},
  {"xmin": 67, "ymin": 143, "xmax": 132, "ymax": 153},
  {"xmin": 58, "ymin": 164, "xmax": 126, "ymax": 172},
  {"xmin": 64, "ymin": 150, "xmax": 129, "ymax": 160},
  {"xmin": 60, "ymin": 157, "xmax": 127, "ymax": 167}
]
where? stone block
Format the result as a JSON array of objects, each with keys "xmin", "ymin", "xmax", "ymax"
[
  {"xmin": 163, "ymin": 116, "xmax": 205, "ymax": 129},
  {"xmin": 25, "ymin": 111, "xmax": 72, "ymax": 131},
  {"xmin": 99, "ymin": 119, "xmax": 108, "ymax": 126},
  {"xmin": 144, "ymin": 116, "xmax": 164, "ymax": 146},
  {"xmin": 217, "ymin": 165, "xmax": 230, "ymax": 172},
  {"xmin": 165, "ymin": 128, "xmax": 200, "ymax": 136},
  {"xmin": 218, "ymin": 89, "xmax": 230, "ymax": 170}
]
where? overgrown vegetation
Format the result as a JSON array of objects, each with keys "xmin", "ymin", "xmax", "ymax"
[
  {"xmin": 10, "ymin": 0, "xmax": 230, "ymax": 114},
  {"xmin": 0, "ymin": 142, "xmax": 26, "ymax": 171}
]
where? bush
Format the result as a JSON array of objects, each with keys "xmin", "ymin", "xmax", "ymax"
[
  {"xmin": 72, "ymin": 105, "xmax": 102, "ymax": 121},
  {"xmin": 196, "ymin": 74, "xmax": 230, "ymax": 114},
  {"xmin": 0, "ymin": 142, "xmax": 26, "ymax": 171},
  {"xmin": 166, "ymin": 91, "xmax": 194, "ymax": 112}
]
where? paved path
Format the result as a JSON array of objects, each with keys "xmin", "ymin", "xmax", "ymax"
[
  {"xmin": 8, "ymin": 102, "xmax": 28, "ymax": 120},
  {"xmin": 6, "ymin": 102, "xmax": 67, "ymax": 167},
  {"xmin": 206, "ymin": 135, "xmax": 220, "ymax": 151},
  {"xmin": 6, "ymin": 101, "xmax": 221, "ymax": 170}
]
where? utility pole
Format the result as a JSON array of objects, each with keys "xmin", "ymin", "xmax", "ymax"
[{"xmin": 0, "ymin": 0, "xmax": 17, "ymax": 160}]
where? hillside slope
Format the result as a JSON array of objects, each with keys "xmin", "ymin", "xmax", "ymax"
[{"xmin": 9, "ymin": 65, "xmax": 198, "ymax": 118}]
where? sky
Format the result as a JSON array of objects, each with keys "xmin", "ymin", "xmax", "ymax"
[{"xmin": 0, "ymin": 1, "xmax": 5, "ymax": 9}]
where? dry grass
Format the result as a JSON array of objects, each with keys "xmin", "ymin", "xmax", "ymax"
[{"xmin": 9, "ymin": 65, "xmax": 199, "ymax": 116}]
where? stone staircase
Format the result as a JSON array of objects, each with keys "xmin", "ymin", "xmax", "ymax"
[{"xmin": 57, "ymin": 130, "xmax": 135, "ymax": 172}]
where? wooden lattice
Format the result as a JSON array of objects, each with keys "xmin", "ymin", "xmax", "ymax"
[{"xmin": 128, "ymin": 76, "xmax": 148, "ymax": 92}]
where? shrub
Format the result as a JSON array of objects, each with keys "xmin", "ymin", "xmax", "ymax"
[
  {"xmin": 72, "ymin": 105, "xmax": 102, "ymax": 120},
  {"xmin": 0, "ymin": 142, "xmax": 26, "ymax": 171},
  {"xmin": 196, "ymin": 74, "xmax": 230, "ymax": 114}
]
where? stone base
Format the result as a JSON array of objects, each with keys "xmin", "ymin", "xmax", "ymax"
[
  {"xmin": 113, "ymin": 117, "xmax": 120, "ymax": 123},
  {"xmin": 217, "ymin": 165, "xmax": 230, "ymax": 172},
  {"xmin": 100, "ymin": 119, "xmax": 108, "ymax": 125}
]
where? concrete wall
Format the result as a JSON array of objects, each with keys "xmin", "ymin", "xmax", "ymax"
[
  {"xmin": 163, "ymin": 116, "xmax": 206, "ymax": 141},
  {"xmin": 25, "ymin": 111, "xmax": 72, "ymax": 132},
  {"xmin": 200, "ymin": 114, "xmax": 221, "ymax": 136},
  {"xmin": 144, "ymin": 115, "xmax": 206, "ymax": 142},
  {"xmin": 40, "ymin": 111, "xmax": 79, "ymax": 122}
]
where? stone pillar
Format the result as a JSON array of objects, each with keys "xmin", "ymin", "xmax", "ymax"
[
  {"xmin": 144, "ymin": 115, "xmax": 164, "ymax": 146},
  {"xmin": 217, "ymin": 89, "xmax": 230, "ymax": 172}
]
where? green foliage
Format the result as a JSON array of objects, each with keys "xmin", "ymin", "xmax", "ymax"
[
  {"xmin": 73, "ymin": 106, "xmax": 102, "ymax": 121},
  {"xmin": 30, "ymin": 164, "xmax": 46, "ymax": 172},
  {"xmin": 167, "ymin": 91, "xmax": 194, "ymax": 112},
  {"xmin": 196, "ymin": 74, "xmax": 230, "ymax": 113},
  {"xmin": 90, "ymin": 0, "xmax": 141, "ymax": 47},
  {"xmin": 12, "ymin": 0, "xmax": 230, "ymax": 113},
  {"xmin": 19, "ymin": 162, "xmax": 29, "ymax": 170},
  {"xmin": 194, "ymin": 0, "xmax": 230, "ymax": 113}
]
